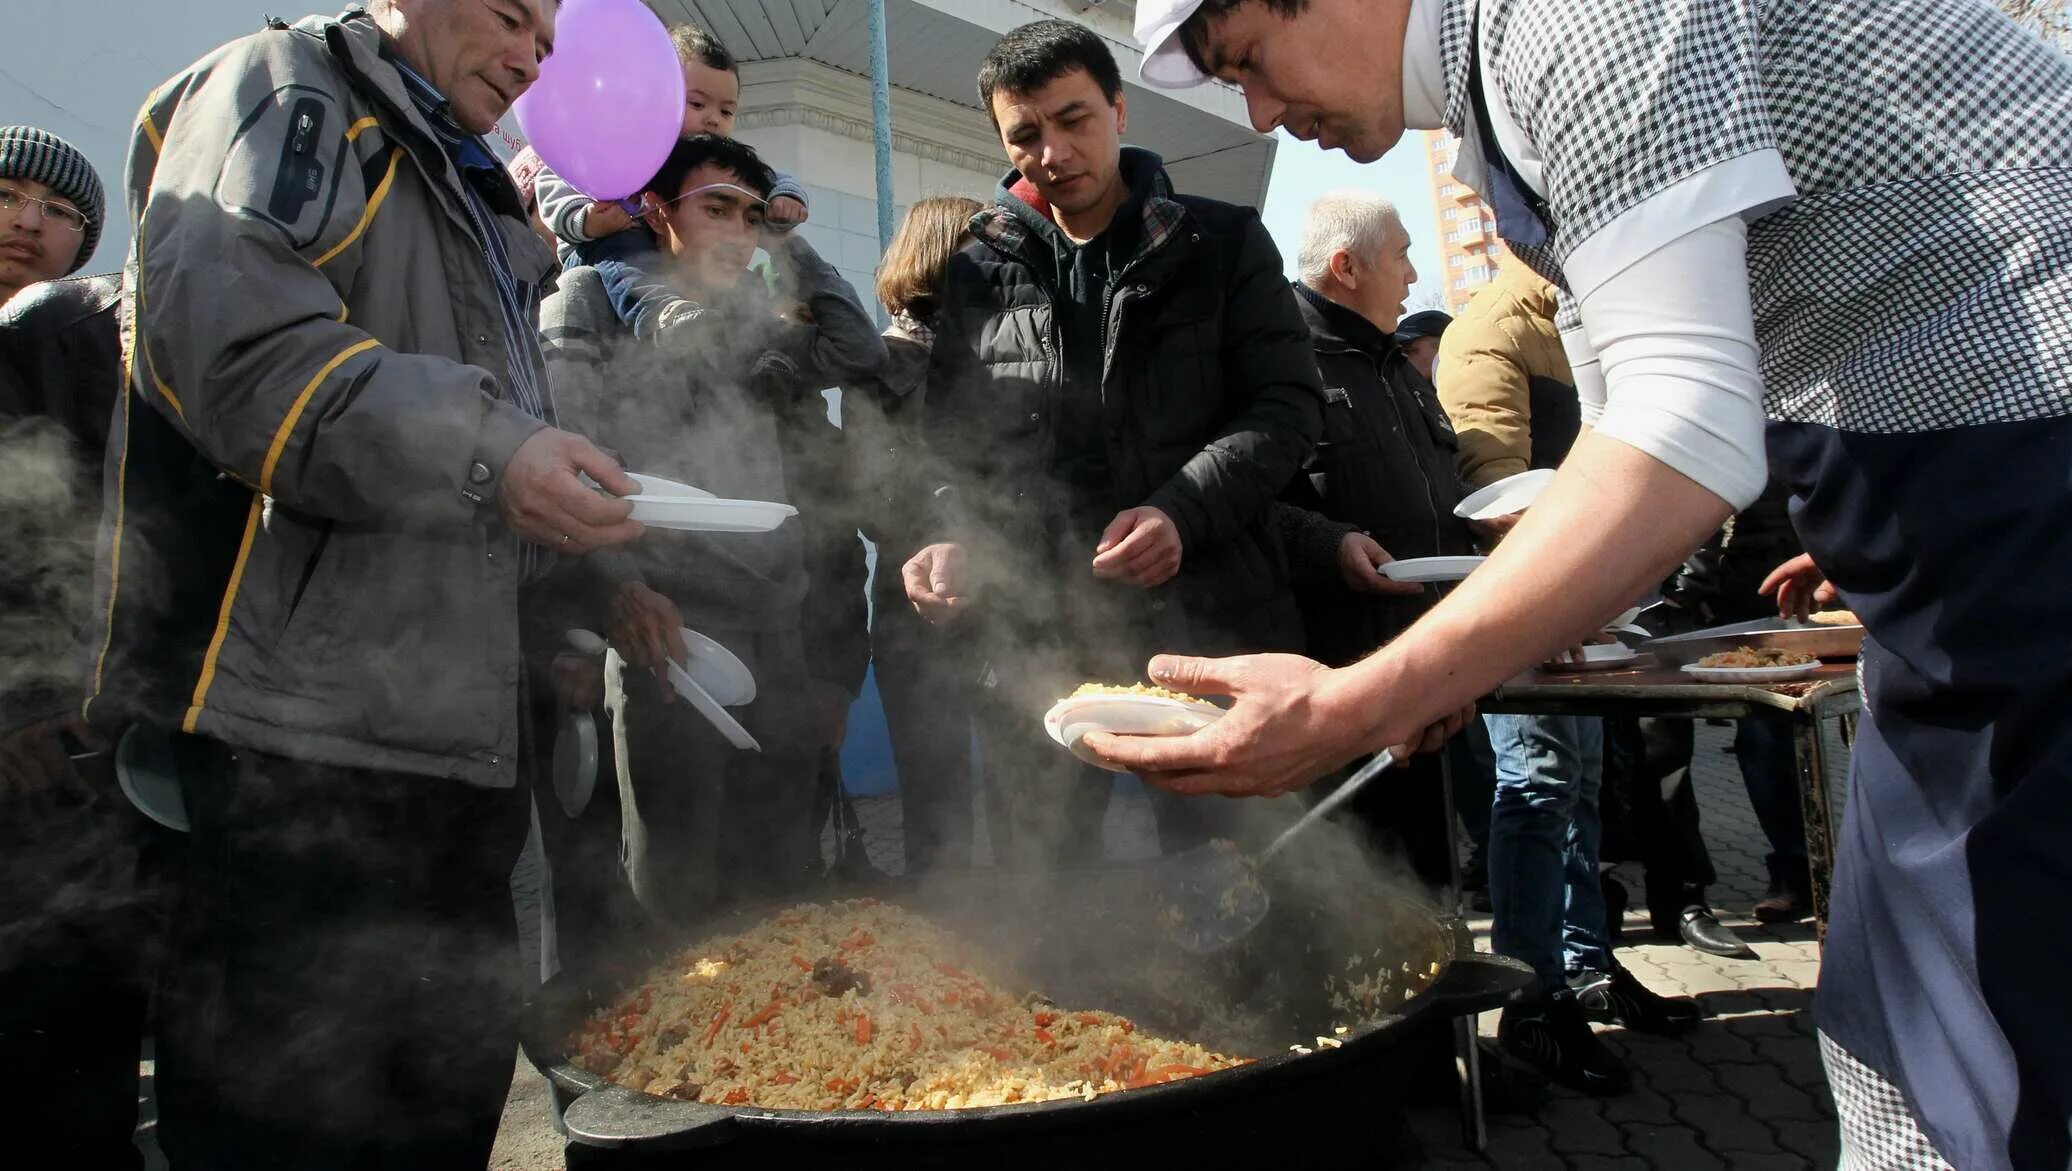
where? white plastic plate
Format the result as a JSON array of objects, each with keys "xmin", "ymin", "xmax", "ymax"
[
  {"xmin": 680, "ymin": 627, "xmax": 756, "ymax": 706},
  {"xmin": 1679, "ymin": 661, "xmax": 1822, "ymax": 684},
  {"xmin": 627, "ymin": 495, "xmax": 797, "ymax": 533},
  {"xmin": 1453, "ymin": 468, "xmax": 1557, "ymax": 520},
  {"xmin": 1043, "ymin": 694, "xmax": 1224, "ymax": 773},
  {"xmin": 1544, "ymin": 644, "xmax": 1644, "ymax": 672},
  {"xmin": 1379, "ymin": 555, "xmax": 1486, "ymax": 584},
  {"xmin": 552, "ymin": 711, "xmax": 599, "ymax": 818},
  {"xmin": 668, "ymin": 661, "xmax": 762, "ymax": 751}
]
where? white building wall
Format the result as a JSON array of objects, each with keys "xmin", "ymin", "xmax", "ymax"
[{"xmin": 734, "ymin": 118, "xmax": 998, "ymax": 321}]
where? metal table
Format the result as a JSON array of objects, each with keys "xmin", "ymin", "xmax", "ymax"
[{"xmin": 1480, "ymin": 660, "xmax": 1859, "ymax": 938}]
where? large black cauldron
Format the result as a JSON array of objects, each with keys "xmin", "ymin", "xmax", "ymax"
[{"xmin": 524, "ymin": 865, "xmax": 1532, "ymax": 1169}]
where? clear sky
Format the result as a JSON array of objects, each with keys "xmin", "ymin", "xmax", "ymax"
[{"xmin": 1259, "ymin": 129, "xmax": 1447, "ymax": 313}]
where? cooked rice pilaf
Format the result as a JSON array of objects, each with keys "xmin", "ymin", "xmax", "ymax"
[
  {"xmin": 1068, "ymin": 682, "xmax": 1212, "ymax": 705},
  {"xmin": 1696, "ymin": 645, "xmax": 1818, "ymax": 668},
  {"xmin": 571, "ymin": 900, "xmax": 1251, "ymax": 1110}
]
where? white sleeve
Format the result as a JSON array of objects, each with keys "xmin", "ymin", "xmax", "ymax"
[
  {"xmin": 1555, "ymin": 293, "xmax": 1605, "ymax": 426},
  {"xmin": 1577, "ymin": 216, "xmax": 1768, "ymax": 510}
]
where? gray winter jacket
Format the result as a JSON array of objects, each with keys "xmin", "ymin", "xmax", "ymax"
[{"xmin": 88, "ymin": 11, "xmax": 558, "ymax": 786}]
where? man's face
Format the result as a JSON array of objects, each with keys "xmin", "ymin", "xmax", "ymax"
[
  {"xmin": 385, "ymin": 0, "xmax": 556, "ymax": 135},
  {"xmin": 1401, "ymin": 335, "xmax": 1439, "ymax": 382},
  {"xmin": 682, "ymin": 59, "xmax": 741, "ymax": 137},
  {"xmin": 1350, "ymin": 217, "xmax": 1415, "ymax": 332},
  {"xmin": 1192, "ymin": 0, "xmax": 1407, "ymax": 163},
  {"xmin": 0, "ymin": 177, "xmax": 87, "ymax": 303},
  {"xmin": 989, "ymin": 68, "xmax": 1126, "ymax": 218},
  {"xmin": 645, "ymin": 161, "xmax": 766, "ymax": 292}
]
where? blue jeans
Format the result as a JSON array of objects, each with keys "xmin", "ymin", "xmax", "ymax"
[
  {"xmin": 1485, "ymin": 713, "xmax": 1611, "ymax": 989},
  {"xmin": 1734, "ymin": 711, "xmax": 1808, "ymax": 890}
]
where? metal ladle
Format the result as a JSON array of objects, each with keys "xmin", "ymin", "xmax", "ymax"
[{"xmin": 1152, "ymin": 747, "xmax": 1399, "ymax": 954}]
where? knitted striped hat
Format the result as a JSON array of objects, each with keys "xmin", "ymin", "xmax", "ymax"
[{"xmin": 0, "ymin": 126, "xmax": 105, "ymax": 273}]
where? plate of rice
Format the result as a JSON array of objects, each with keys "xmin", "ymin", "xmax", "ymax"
[
  {"xmin": 568, "ymin": 900, "xmax": 1251, "ymax": 1112},
  {"xmin": 1043, "ymin": 684, "xmax": 1224, "ymax": 771},
  {"xmin": 1682, "ymin": 646, "xmax": 1821, "ymax": 682}
]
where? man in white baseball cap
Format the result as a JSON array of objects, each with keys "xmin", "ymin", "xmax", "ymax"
[{"xmin": 1113, "ymin": 2, "xmax": 2072, "ymax": 1168}]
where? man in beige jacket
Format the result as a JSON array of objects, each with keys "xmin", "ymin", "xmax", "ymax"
[{"xmin": 1433, "ymin": 259, "xmax": 1575, "ymax": 492}]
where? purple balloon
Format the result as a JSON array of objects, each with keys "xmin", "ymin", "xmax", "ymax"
[{"xmin": 514, "ymin": 0, "xmax": 685, "ymax": 201}]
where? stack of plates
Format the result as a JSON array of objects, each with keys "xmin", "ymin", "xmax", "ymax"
[{"xmin": 622, "ymin": 472, "xmax": 796, "ymax": 533}]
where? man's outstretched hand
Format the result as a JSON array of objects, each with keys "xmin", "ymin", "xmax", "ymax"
[
  {"xmin": 1080, "ymin": 653, "xmax": 1472, "ymax": 796},
  {"xmin": 1092, "ymin": 506, "xmax": 1181, "ymax": 588},
  {"xmin": 498, "ymin": 429, "xmax": 643, "ymax": 553}
]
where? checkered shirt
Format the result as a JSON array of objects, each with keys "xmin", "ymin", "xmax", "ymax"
[
  {"xmin": 1820, "ymin": 1032, "xmax": 1958, "ymax": 1171},
  {"xmin": 1439, "ymin": 0, "xmax": 2072, "ymax": 435}
]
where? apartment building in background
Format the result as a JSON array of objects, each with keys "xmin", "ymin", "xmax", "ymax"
[{"xmin": 1422, "ymin": 130, "xmax": 1503, "ymax": 315}]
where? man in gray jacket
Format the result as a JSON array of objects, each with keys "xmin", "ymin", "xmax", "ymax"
[
  {"xmin": 94, "ymin": 2, "xmax": 644, "ymax": 1166},
  {"xmin": 540, "ymin": 134, "xmax": 879, "ymax": 923}
]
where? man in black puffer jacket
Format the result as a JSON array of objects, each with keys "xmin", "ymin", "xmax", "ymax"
[{"xmin": 902, "ymin": 21, "xmax": 1322, "ymax": 868}]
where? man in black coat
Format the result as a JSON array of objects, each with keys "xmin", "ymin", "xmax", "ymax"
[
  {"xmin": 1271, "ymin": 191, "xmax": 1478, "ymax": 888},
  {"xmin": 901, "ymin": 21, "xmax": 1323, "ymax": 868},
  {"xmin": 0, "ymin": 270, "xmax": 163, "ymax": 1170}
]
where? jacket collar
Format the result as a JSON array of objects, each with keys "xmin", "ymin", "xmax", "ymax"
[
  {"xmin": 302, "ymin": 10, "xmax": 521, "ymax": 215},
  {"xmin": 973, "ymin": 146, "xmax": 1191, "ymax": 274},
  {"xmin": 1295, "ymin": 280, "xmax": 1403, "ymax": 359},
  {"xmin": 1402, "ymin": 0, "xmax": 1448, "ymax": 130}
]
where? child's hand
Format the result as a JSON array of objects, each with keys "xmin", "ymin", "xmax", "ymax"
[
  {"xmin": 583, "ymin": 200, "xmax": 635, "ymax": 238},
  {"xmin": 765, "ymin": 194, "xmax": 808, "ymax": 232}
]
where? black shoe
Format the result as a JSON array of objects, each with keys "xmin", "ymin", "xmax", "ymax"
[
  {"xmin": 1754, "ymin": 880, "xmax": 1813, "ymax": 924},
  {"xmin": 1498, "ymin": 994, "xmax": 1631, "ymax": 1096},
  {"xmin": 1572, "ymin": 965, "xmax": 1703, "ymax": 1035},
  {"xmin": 1673, "ymin": 904, "xmax": 1758, "ymax": 959}
]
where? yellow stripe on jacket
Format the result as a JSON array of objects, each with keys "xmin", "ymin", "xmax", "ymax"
[{"xmin": 182, "ymin": 494, "xmax": 264, "ymax": 734}]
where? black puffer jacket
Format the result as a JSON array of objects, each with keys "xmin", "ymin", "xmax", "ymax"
[
  {"xmin": 918, "ymin": 150, "xmax": 1322, "ymax": 656},
  {"xmin": 1277, "ymin": 283, "xmax": 1476, "ymax": 666}
]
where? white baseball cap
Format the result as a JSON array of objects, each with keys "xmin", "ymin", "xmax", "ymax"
[{"xmin": 1134, "ymin": 0, "xmax": 1215, "ymax": 89}]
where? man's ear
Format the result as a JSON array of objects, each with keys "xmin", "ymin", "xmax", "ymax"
[
  {"xmin": 1330, "ymin": 248, "xmax": 1359, "ymax": 288},
  {"xmin": 636, "ymin": 193, "xmax": 669, "ymax": 241},
  {"xmin": 1113, "ymin": 92, "xmax": 1128, "ymax": 136}
]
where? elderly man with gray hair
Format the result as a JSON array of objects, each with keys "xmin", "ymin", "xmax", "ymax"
[
  {"xmin": 1280, "ymin": 187, "xmax": 1702, "ymax": 1096},
  {"xmin": 1273, "ymin": 189, "xmax": 1471, "ymax": 888}
]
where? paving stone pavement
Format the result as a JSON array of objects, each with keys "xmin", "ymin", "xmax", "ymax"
[{"xmin": 491, "ymin": 721, "xmax": 1847, "ymax": 1169}]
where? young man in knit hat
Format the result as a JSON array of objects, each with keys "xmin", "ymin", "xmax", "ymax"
[
  {"xmin": 0, "ymin": 125, "xmax": 104, "ymax": 309},
  {"xmin": 0, "ymin": 123, "xmax": 148, "ymax": 1171}
]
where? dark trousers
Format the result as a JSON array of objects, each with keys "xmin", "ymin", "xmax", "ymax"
[
  {"xmin": 1604, "ymin": 717, "xmax": 1717, "ymax": 916},
  {"xmin": 155, "ymin": 746, "xmax": 530, "ymax": 1171},
  {"xmin": 873, "ymin": 612, "xmax": 979, "ymax": 874},
  {"xmin": 618, "ymin": 630, "xmax": 823, "ymax": 918},
  {"xmin": 1734, "ymin": 711, "xmax": 1809, "ymax": 893},
  {"xmin": 1448, "ymin": 718, "xmax": 1496, "ymax": 853},
  {"xmin": 1323, "ymin": 749, "xmax": 1456, "ymax": 893},
  {"xmin": 0, "ymin": 745, "xmax": 162, "ymax": 1171}
]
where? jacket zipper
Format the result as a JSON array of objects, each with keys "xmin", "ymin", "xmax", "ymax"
[{"xmin": 1354, "ymin": 347, "xmax": 1445, "ymax": 555}]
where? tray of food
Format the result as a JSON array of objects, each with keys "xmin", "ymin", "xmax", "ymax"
[
  {"xmin": 566, "ymin": 899, "xmax": 1254, "ymax": 1112},
  {"xmin": 1642, "ymin": 612, "xmax": 1862, "ymax": 667}
]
